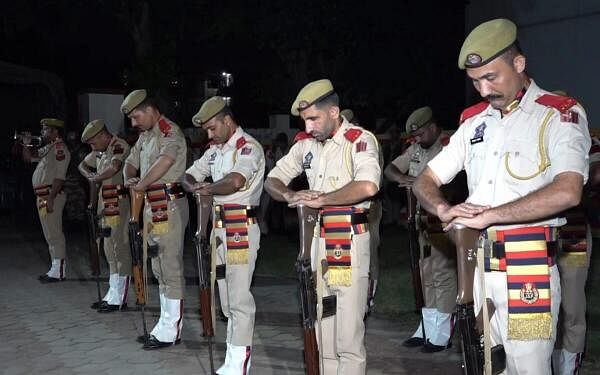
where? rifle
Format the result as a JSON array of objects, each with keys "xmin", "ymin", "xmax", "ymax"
[
  {"xmin": 449, "ymin": 224, "xmax": 505, "ymax": 375},
  {"xmin": 296, "ymin": 204, "xmax": 323, "ymax": 375},
  {"xmin": 405, "ymin": 187, "xmax": 425, "ymax": 311},
  {"xmin": 128, "ymin": 188, "xmax": 148, "ymax": 339},
  {"xmin": 193, "ymin": 193, "xmax": 215, "ymax": 374},
  {"xmin": 86, "ymin": 181, "xmax": 109, "ymax": 303}
]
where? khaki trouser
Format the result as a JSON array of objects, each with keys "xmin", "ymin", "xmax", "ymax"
[
  {"xmin": 145, "ymin": 197, "xmax": 189, "ymax": 299},
  {"xmin": 99, "ymin": 196, "xmax": 132, "ymax": 276},
  {"xmin": 555, "ymin": 227, "xmax": 592, "ymax": 354},
  {"xmin": 214, "ymin": 223, "xmax": 260, "ymax": 346},
  {"xmin": 420, "ymin": 231, "xmax": 457, "ymax": 314},
  {"xmin": 37, "ymin": 192, "xmax": 67, "ymax": 260},
  {"xmin": 314, "ymin": 231, "xmax": 370, "ymax": 375}
]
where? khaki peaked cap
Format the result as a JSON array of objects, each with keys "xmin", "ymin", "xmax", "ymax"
[
  {"xmin": 192, "ymin": 96, "xmax": 227, "ymax": 126},
  {"xmin": 120, "ymin": 89, "xmax": 147, "ymax": 115},
  {"xmin": 290, "ymin": 79, "xmax": 335, "ymax": 116},
  {"xmin": 406, "ymin": 106, "xmax": 433, "ymax": 133},
  {"xmin": 458, "ymin": 18, "xmax": 517, "ymax": 69},
  {"xmin": 81, "ymin": 119, "xmax": 106, "ymax": 142},
  {"xmin": 40, "ymin": 118, "xmax": 65, "ymax": 128}
]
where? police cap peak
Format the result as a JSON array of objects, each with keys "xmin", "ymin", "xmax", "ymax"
[
  {"xmin": 406, "ymin": 106, "xmax": 433, "ymax": 134},
  {"xmin": 291, "ymin": 79, "xmax": 335, "ymax": 116},
  {"xmin": 192, "ymin": 96, "xmax": 227, "ymax": 126},
  {"xmin": 458, "ymin": 18, "xmax": 517, "ymax": 69},
  {"xmin": 81, "ymin": 119, "xmax": 106, "ymax": 142},
  {"xmin": 120, "ymin": 89, "xmax": 147, "ymax": 115},
  {"xmin": 40, "ymin": 118, "xmax": 65, "ymax": 128},
  {"xmin": 340, "ymin": 109, "xmax": 354, "ymax": 122}
]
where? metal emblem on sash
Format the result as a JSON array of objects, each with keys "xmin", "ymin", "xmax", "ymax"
[
  {"xmin": 233, "ymin": 232, "xmax": 241, "ymax": 243},
  {"xmin": 520, "ymin": 282, "xmax": 539, "ymax": 304},
  {"xmin": 333, "ymin": 244, "xmax": 343, "ymax": 259}
]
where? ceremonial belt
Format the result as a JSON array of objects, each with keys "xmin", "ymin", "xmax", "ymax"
[
  {"xmin": 482, "ymin": 226, "xmax": 555, "ymax": 340},
  {"xmin": 146, "ymin": 183, "xmax": 185, "ymax": 200},
  {"xmin": 213, "ymin": 204, "xmax": 257, "ymax": 229},
  {"xmin": 33, "ymin": 184, "xmax": 63, "ymax": 196},
  {"xmin": 101, "ymin": 184, "xmax": 128, "ymax": 198},
  {"xmin": 319, "ymin": 207, "xmax": 369, "ymax": 287},
  {"xmin": 482, "ymin": 227, "xmax": 558, "ymax": 272},
  {"xmin": 145, "ymin": 183, "xmax": 184, "ymax": 235},
  {"xmin": 558, "ymin": 208, "xmax": 588, "ymax": 267},
  {"xmin": 34, "ymin": 184, "xmax": 52, "ymax": 197}
]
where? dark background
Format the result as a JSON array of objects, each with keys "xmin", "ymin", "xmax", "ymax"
[{"xmin": 0, "ymin": 0, "xmax": 468, "ymax": 134}]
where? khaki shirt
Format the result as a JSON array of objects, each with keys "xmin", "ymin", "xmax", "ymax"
[
  {"xmin": 428, "ymin": 80, "xmax": 591, "ymax": 228},
  {"xmin": 32, "ymin": 138, "xmax": 71, "ymax": 187},
  {"xmin": 186, "ymin": 126, "xmax": 265, "ymax": 206},
  {"xmin": 268, "ymin": 120, "xmax": 381, "ymax": 209},
  {"xmin": 391, "ymin": 132, "xmax": 450, "ymax": 177},
  {"xmin": 125, "ymin": 116, "xmax": 187, "ymax": 184},
  {"xmin": 83, "ymin": 136, "xmax": 130, "ymax": 186}
]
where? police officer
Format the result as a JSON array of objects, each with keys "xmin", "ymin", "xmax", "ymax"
[
  {"xmin": 78, "ymin": 119, "xmax": 132, "ymax": 313},
  {"xmin": 384, "ymin": 106, "xmax": 456, "ymax": 352},
  {"xmin": 553, "ymin": 133, "xmax": 600, "ymax": 374},
  {"xmin": 183, "ymin": 96, "xmax": 265, "ymax": 374},
  {"xmin": 265, "ymin": 79, "xmax": 381, "ymax": 374},
  {"xmin": 121, "ymin": 90, "xmax": 189, "ymax": 350},
  {"xmin": 413, "ymin": 19, "xmax": 591, "ymax": 374},
  {"xmin": 341, "ymin": 108, "xmax": 382, "ymax": 314},
  {"xmin": 22, "ymin": 118, "xmax": 71, "ymax": 282}
]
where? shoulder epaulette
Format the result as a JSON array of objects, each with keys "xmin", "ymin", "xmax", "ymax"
[
  {"xmin": 344, "ymin": 128, "xmax": 363, "ymax": 143},
  {"xmin": 158, "ymin": 119, "xmax": 173, "ymax": 135},
  {"xmin": 535, "ymin": 94, "xmax": 577, "ymax": 114},
  {"xmin": 293, "ymin": 131, "xmax": 313, "ymax": 143},
  {"xmin": 236, "ymin": 136, "xmax": 247, "ymax": 149},
  {"xmin": 459, "ymin": 101, "xmax": 488, "ymax": 124}
]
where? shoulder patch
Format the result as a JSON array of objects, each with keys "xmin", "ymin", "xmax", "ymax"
[
  {"xmin": 535, "ymin": 94, "xmax": 577, "ymax": 114},
  {"xmin": 236, "ymin": 136, "xmax": 247, "ymax": 149},
  {"xmin": 356, "ymin": 141, "xmax": 367, "ymax": 152},
  {"xmin": 293, "ymin": 131, "xmax": 313, "ymax": 143},
  {"xmin": 459, "ymin": 101, "xmax": 489, "ymax": 125},
  {"xmin": 55, "ymin": 142, "xmax": 64, "ymax": 150},
  {"xmin": 344, "ymin": 128, "xmax": 363, "ymax": 143},
  {"xmin": 441, "ymin": 136, "xmax": 450, "ymax": 146},
  {"xmin": 158, "ymin": 119, "xmax": 173, "ymax": 136},
  {"xmin": 241, "ymin": 146, "xmax": 252, "ymax": 155}
]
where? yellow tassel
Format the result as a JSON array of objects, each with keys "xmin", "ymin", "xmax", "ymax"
[
  {"xmin": 327, "ymin": 267, "xmax": 352, "ymax": 287},
  {"xmin": 560, "ymin": 252, "xmax": 587, "ymax": 268},
  {"xmin": 151, "ymin": 221, "xmax": 169, "ymax": 235},
  {"xmin": 227, "ymin": 249, "xmax": 249, "ymax": 265},
  {"xmin": 508, "ymin": 312, "xmax": 552, "ymax": 340},
  {"xmin": 102, "ymin": 215, "xmax": 120, "ymax": 227}
]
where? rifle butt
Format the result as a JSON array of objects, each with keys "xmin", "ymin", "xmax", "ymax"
[
  {"xmin": 132, "ymin": 265, "xmax": 146, "ymax": 305},
  {"xmin": 199, "ymin": 288, "xmax": 214, "ymax": 337},
  {"xmin": 302, "ymin": 329, "xmax": 320, "ymax": 375}
]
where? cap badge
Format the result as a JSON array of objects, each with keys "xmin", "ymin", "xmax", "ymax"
[
  {"xmin": 467, "ymin": 53, "xmax": 482, "ymax": 65},
  {"xmin": 298, "ymin": 100, "xmax": 309, "ymax": 109},
  {"xmin": 410, "ymin": 123, "xmax": 419, "ymax": 132}
]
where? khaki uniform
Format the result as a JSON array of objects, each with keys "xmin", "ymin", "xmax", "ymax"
[
  {"xmin": 428, "ymin": 81, "xmax": 591, "ymax": 374},
  {"xmin": 186, "ymin": 126, "xmax": 265, "ymax": 349},
  {"xmin": 83, "ymin": 136, "xmax": 132, "ymax": 305},
  {"xmin": 32, "ymin": 138, "xmax": 71, "ymax": 278},
  {"xmin": 391, "ymin": 132, "xmax": 456, "ymax": 346},
  {"xmin": 125, "ymin": 116, "xmax": 189, "ymax": 342},
  {"xmin": 269, "ymin": 120, "xmax": 381, "ymax": 374},
  {"xmin": 553, "ymin": 135, "xmax": 599, "ymax": 374}
]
